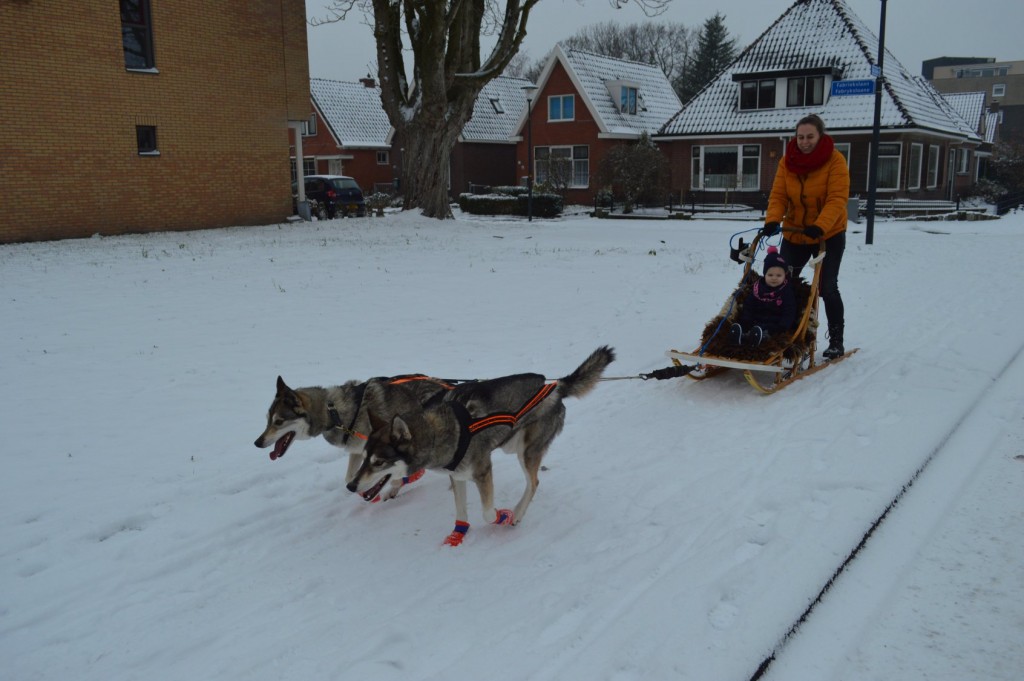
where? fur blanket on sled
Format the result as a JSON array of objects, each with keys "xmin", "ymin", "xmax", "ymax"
[{"xmin": 698, "ymin": 275, "xmax": 817, "ymax": 363}]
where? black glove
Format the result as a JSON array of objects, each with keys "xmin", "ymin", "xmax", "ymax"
[
  {"xmin": 759, "ymin": 222, "xmax": 781, "ymax": 238},
  {"xmin": 803, "ymin": 225, "xmax": 824, "ymax": 239}
]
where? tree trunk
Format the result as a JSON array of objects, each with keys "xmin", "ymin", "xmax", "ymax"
[{"xmin": 397, "ymin": 110, "xmax": 466, "ymax": 219}]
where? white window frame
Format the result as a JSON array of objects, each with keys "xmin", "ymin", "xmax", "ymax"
[
  {"xmin": 302, "ymin": 113, "xmax": 317, "ymax": 137},
  {"xmin": 992, "ymin": 83, "xmax": 1006, "ymax": 97},
  {"xmin": 690, "ymin": 144, "xmax": 761, "ymax": 191},
  {"xmin": 926, "ymin": 145, "xmax": 941, "ymax": 188},
  {"xmin": 620, "ymin": 86, "xmax": 638, "ymax": 114},
  {"xmin": 548, "ymin": 94, "xmax": 575, "ymax": 122},
  {"xmin": 957, "ymin": 148, "xmax": 969, "ymax": 175},
  {"xmin": 907, "ymin": 143, "xmax": 923, "ymax": 190},
  {"xmin": 534, "ymin": 144, "xmax": 589, "ymax": 188},
  {"xmin": 834, "ymin": 142, "xmax": 851, "ymax": 167},
  {"xmin": 376, "ymin": 150, "xmax": 389, "ymax": 165},
  {"xmin": 870, "ymin": 142, "xmax": 902, "ymax": 192}
]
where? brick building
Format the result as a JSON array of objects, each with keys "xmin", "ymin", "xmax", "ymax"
[{"xmin": 1, "ymin": 0, "xmax": 309, "ymax": 244}]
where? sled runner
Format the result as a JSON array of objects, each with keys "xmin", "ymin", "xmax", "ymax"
[{"xmin": 666, "ymin": 232, "xmax": 856, "ymax": 394}]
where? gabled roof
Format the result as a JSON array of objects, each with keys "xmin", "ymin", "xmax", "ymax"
[
  {"xmin": 310, "ymin": 78, "xmax": 392, "ymax": 149},
  {"xmin": 526, "ymin": 45, "xmax": 681, "ymax": 139},
  {"xmin": 660, "ymin": 0, "xmax": 980, "ymax": 141},
  {"xmin": 460, "ymin": 76, "xmax": 533, "ymax": 144}
]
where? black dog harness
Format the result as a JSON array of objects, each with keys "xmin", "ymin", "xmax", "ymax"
[
  {"xmin": 327, "ymin": 374, "xmax": 459, "ymax": 444},
  {"xmin": 444, "ymin": 381, "xmax": 558, "ymax": 471}
]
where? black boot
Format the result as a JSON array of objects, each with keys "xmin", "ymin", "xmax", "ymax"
[
  {"xmin": 823, "ymin": 324, "xmax": 844, "ymax": 359},
  {"xmin": 729, "ymin": 323, "xmax": 743, "ymax": 345}
]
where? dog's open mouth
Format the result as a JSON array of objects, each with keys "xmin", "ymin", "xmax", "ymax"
[
  {"xmin": 269, "ymin": 432, "xmax": 295, "ymax": 461},
  {"xmin": 362, "ymin": 474, "xmax": 391, "ymax": 502}
]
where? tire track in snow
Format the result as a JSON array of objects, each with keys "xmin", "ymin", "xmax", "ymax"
[{"xmin": 747, "ymin": 339, "xmax": 1024, "ymax": 681}]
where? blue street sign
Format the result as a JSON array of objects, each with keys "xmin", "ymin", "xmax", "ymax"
[
  {"xmin": 870, "ymin": 65, "xmax": 881, "ymax": 77},
  {"xmin": 831, "ymin": 79, "xmax": 876, "ymax": 96}
]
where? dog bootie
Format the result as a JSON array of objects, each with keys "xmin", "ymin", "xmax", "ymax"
[
  {"xmin": 494, "ymin": 509, "xmax": 515, "ymax": 526},
  {"xmin": 729, "ymin": 323, "xmax": 744, "ymax": 345},
  {"xmin": 402, "ymin": 469, "xmax": 425, "ymax": 486},
  {"xmin": 444, "ymin": 521, "xmax": 470, "ymax": 547}
]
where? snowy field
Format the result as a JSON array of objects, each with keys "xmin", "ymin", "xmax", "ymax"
[{"xmin": 2, "ymin": 209, "xmax": 1022, "ymax": 680}]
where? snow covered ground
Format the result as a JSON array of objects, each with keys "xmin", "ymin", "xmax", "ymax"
[{"xmin": 2, "ymin": 209, "xmax": 1022, "ymax": 681}]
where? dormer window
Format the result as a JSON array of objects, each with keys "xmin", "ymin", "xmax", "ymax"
[
  {"xmin": 607, "ymin": 80, "xmax": 641, "ymax": 115},
  {"xmin": 734, "ymin": 67, "xmax": 840, "ymax": 112},
  {"xmin": 787, "ymin": 76, "xmax": 825, "ymax": 107},
  {"xmin": 621, "ymin": 86, "xmax": 638, "ymax": 114},
  {"xmin": 490, "ymin": 97, "xmax": 505, "ymax": 114},
  {"xmin": 740, "ymin": 79, "xmax": 776, "ymax": 110}
]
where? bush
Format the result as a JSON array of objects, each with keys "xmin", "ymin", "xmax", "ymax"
[{"xmin": 457, "ymin": 191, "xmax": 562, "ymax": 217}]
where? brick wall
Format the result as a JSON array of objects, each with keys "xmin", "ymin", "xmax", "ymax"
[{"xmin": 0, "ymin": 0, "xmax": 309, "ymax": 243}]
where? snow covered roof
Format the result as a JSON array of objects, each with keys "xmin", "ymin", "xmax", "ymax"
[
  {"xmin": 530, "ymin": 45, "xmax": 681, "ymax": 139},
  {"xmin": 660, "ymin": 0, "xmax": 981, "ymax": 141},
  {"xmin": 459, "ymin": 76, "xmax": 533, "ymax": 144},
  {"xmin": 941, "ymin": 91, "xmax": 987, "ymax": 135},
  {"xmin": 310, "ymin": 78, "xmax": 392, "ymax": 149}
]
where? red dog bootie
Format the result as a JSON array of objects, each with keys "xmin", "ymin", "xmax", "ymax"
[
  {"xmin": 493, "ymin": 509, "xmax": 515, "ymax": 526},
  {"xmin": 402, "ymin": 469, "xmax": 425, "ymax": 486},
  {"xmin": 444, "ymin": 521, "xmax": 470, "ymax": 547}
]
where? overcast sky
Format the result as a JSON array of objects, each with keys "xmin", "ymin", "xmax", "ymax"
[{"xmin": 304, "ymin": 0, "xmax": 1022, "ymax": 83}]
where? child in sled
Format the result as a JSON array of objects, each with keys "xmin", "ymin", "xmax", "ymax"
[{"xmin": 730, "ymin": 246, "xmax": 796, "ymax": 347}]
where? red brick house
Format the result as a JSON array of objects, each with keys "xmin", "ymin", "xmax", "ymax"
[
  {"xmin": 302, "ymin": 78, "xmax": 398, "ymax": 194},
  {"xmin": 514, "ymin": 45, "xmax": 682, "ymax": 206},
  {"xmin": 656, "ymin": 0, "xmax": 982, "ymax": 208},
  {"xmin": 1, "ymin": 0, "xmax": 310, "ymax": 243}
]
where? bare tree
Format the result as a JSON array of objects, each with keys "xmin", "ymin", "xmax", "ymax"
[
  {"xmin": 312, "ymin": 0, "xmax": 671, "ymax": 218},
  {"xmin": 561, "ymin": 20, "xmax": 695, "ymax": 99}
]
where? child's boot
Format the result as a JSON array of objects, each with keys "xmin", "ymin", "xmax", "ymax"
[{"xmin": 729, "ymin": 323, "xmax": 743, "ymax": 345}]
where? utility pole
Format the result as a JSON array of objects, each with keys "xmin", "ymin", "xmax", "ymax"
[{"xmin": 865, "ymin": 0, "xmax": 888, "ymax": 245}]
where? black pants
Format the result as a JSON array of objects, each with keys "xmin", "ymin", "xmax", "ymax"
[{"xmin": 780, "ymin": 231, "xmax": 845, "ymax": 330}]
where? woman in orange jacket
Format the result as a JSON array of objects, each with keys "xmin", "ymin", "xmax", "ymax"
[{"xmin": 760, "ymin": 114, "xmax": 850, "ymax": 359}]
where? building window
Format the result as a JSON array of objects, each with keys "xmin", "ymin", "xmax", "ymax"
[
  {"xmin": 377, "ymin": 150, "xmax": 389, "ymax": 165},
  {"xmin": 740, "ymin": 79, "xmax": 776, "ymax": 110},
  {"xmin": 302, "ymin": 113, "xmax": 317, "ymax": 137},
  {"xmin": 692, "ymin": 145, "xmax": 760, "ymax": 190},
  {"xmin": 908, "ymin": 143, "xmax": 923, "ymax": 190},
  {"xmin": 957, "ymin": 148, "xmax": 970, "ymax": 174},
  {"xmin": 621, "ymin": 87, "xmax": 638, "ymax": 114},
  {"xmin": 786, "ymin": 76, "xmax": 825, "ymax": 107},
  {"xmin": 873, "ymin": 142, "xmax": 901, "ymax": 191},
  {"xmin": 834, "ymin": 143, "xmax": 851, "ymax": 166},
  {"xmin": 535, "ymin": 145, "xmax": 589, "ymax": 188},
  {"xmin": 926, "ymin": 144, "xmax": 941, "ymax": 188},
  {"xmin": 992, "ymin": 83, "xmax": 1006, "ymax": 97},
  {"xmin": 136, "ymin": 125, "xmax": 158, "ymax": 155},
  {"xmin": 290, "ymin": 158, "xmax": 316, "ymax": 183},
  {"xmin": 548, "ymin": 95, "xmax": 575, "ymax": 121},
  {"xmin": 121, "ymin": 0, "xmax": 155, "ymax": 70}
]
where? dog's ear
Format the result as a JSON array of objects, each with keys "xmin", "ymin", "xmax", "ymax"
[
  {"xmin": 391, "ymin": 415, "xmax": 413, "ymax": 443},
  {"xmin": 367, "ymin": 408, "xmax": 389, "ymax": 433},
  {"xmin": 276, "ymin": 376, "xmax": 291, "ymax": 397}
]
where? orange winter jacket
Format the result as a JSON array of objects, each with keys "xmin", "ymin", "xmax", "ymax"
[{"xmin": 766, "ymin": 149, "xmax": 850, "ymax": 246}]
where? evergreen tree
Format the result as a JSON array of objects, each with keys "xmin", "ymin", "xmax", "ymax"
[{"xmin": 677, "ymin": 12, "xmax": 737, "ymax": 104}]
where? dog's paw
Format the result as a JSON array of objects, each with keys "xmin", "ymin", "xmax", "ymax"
[
  {"xmin": 493, "ymin": 509, "xmax": 515, "ymax": 526},
  {"xmin": 443, "ymin": 521, "xmax": 470, "ymax": 547},
  {"xmin": 402, "ymin": 469, "xmax": 426, "ymax": 485}
]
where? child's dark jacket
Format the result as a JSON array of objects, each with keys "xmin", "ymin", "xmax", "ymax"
[{"xmin": 739, "ymin": 276, "xmax": 797, "ymax": 333}]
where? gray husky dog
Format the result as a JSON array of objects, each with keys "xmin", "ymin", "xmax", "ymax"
[
  {"xmin": 254, "ymin": 375, "xmax": 458, "ymax": 501},
  {"xmin": 347, "ymin": 346, "xmax": 615, "ymax": 545}
]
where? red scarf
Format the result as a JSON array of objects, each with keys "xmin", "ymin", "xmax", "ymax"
[{"xmin": 785, "ymin": 133, "xmax": 835, "ymax": 175}]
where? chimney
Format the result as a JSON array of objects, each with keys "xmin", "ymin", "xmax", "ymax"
[{"xmin": 360, "ymin": 75, "xmax": 376, "ymax": 88}]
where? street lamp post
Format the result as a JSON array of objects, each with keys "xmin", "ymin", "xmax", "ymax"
[{"xmin": 522, "ymin": 84, "xmax": 538, "ymax": 221}]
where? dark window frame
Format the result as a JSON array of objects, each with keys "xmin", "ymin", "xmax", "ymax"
[
  {"xmin": 136, "ymin": 125, "xmax": 158, "ymax": 155},
  {"xmin": 121, "ymin": 0, "xmax": 156, "ymax": 70}
]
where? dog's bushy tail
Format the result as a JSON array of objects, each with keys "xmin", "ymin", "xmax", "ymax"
[{"xmin": 558, "ymin": 346, "xmax": 615, "ymax": 399}]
